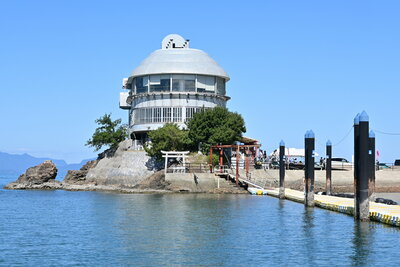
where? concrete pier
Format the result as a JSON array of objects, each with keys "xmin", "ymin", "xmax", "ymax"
[{"xmin": 265, "ymin": 188, "xmax": 400, "ymax": 228}]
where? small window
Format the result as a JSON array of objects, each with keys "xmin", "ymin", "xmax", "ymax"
[
  {"xmin": 150, "ymin": 75, "xmax": 170, "ymax": 92},
  {"xmin": 216, "ymin": 77, "xmax": 225, "ymax": 95},
  {"xmin": 173, "ymin": 107, "xmax": 182, "ymax": 122},
  {"xmin": 197, "ymin": 75, "xmax": 215, "ymax": 93},
  {"xmin": 172, "ymin": 75, "xmax": 195, "ymax": 92},
  {"xmin": 136, "ymin": 76, "xmax": 149, "ymax": 94},
  {"xmin": 163, "ymin": 107, "xmax": 172, "ymax": 122},
  {"xmin": 154, "ymin": 108, "xmax": 162, "ymax": 122}
]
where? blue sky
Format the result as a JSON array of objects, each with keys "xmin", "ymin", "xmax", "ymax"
[{"xmin": 1, "ymin": 0, "xmax": 399, "ymax": 163}]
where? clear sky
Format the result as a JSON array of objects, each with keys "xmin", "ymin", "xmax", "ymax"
[{"xmin": 1, "ymin": 0, "xmax": 399, "ymax": 163}]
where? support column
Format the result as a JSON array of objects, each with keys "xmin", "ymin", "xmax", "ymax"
[
  {"xmin": 304, "ymin": 130, "xmax": 315, "ymax": 207},
  {"xmin": 279, "ymin": 140, "xmax": 285, "ymax": 199},
  {"xmin": 326, "ymin": 140, "xmax": 332, "ymax": 195},
  {"xmin": 368, "ymin": 130, "xmax": 376, "ymax": 201},
  {"xmin": 355, "ymin": 111, "xmax": 370, "ymax": 221},
  {"xmin": 164, "ymin": 154, "xmax": 168, "ymax": 175}
]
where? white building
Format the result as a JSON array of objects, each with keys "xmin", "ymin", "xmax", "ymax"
[{"xmin": 119, "ymin": 34, "xmax": 230, "ymax": 146}]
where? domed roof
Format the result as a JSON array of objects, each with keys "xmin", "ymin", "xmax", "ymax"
[{"xmin": 130, "ymin": 34, "xmax": 229, "ymax": 81}]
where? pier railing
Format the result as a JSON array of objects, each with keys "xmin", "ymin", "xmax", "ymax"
[{"xmin": 166, "ymin": 163, "xmax": 210, "ymax": 173}]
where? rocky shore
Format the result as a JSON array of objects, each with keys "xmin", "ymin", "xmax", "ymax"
[{"xmin": 4, "ymin": 140, "xmax": 246, "ymax": 194}]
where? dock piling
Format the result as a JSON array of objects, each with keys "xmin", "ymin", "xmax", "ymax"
[
  {"xmin": 326, "ymin": 140, "xmax": 332, "ymax": 195},
  {"xmin": 368, "ymin": 130, "xmax": 375, "ymax": 201},
  {"xmin": 355, "ymin": 111, "xmax": 370, "ymax": 221},
  {"xmin": 304, "ymin": 130, "xmax": 315, "ymax": 207},
  {"xmin": 353, "ymin": 114, "xmax": 360, "ymax": 218},
  {"xmin": 279, "ymin": 140, "xmax": 285, "ymax": 199}
]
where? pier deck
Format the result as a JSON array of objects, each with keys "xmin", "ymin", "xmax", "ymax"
[{"xmin": 265, "ymin": 188, "xmax": 400, "ymax": 227}]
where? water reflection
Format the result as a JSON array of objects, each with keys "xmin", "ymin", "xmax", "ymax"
[
  {"xmin": 4, "ymin": 191, "xmax": 396, "ymax": 266},
  {"xmin": 350, "ymin": 221, "xmax": 373, "ymax": 266},
  {"xmin": 302, "ymin": 206, "xmax": 316, "ymax": 265}
]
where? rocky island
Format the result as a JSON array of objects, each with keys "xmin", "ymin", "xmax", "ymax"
[{"xmin": 4, "ymin": 140, "xmax": 246, "ymax": 194}]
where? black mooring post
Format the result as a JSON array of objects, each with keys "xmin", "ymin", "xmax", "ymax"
[
  {"xmin": 368, "ymin": 130, "xmax": 376, "ymax": 201},
  {"xmin": 304, "ymin": 130, "xmax": 315, "ymax": 207},
  {"xmin": 353, "ymin": 113, "xmax": 360, "ymax": 218},
  {"xmin": 356, "ymin": 111, "xmax": 370, "ymax": 221},
  {"xmin": 279, "ymin": 140, "xmax": 285, "ymax": 199},
  {"xmin": 326, "ymin": 140, "xmax": 332, "ymax": 195}
]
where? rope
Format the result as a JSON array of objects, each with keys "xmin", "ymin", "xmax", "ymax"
[
  {"xmin": 333, "ymin": 125, "xmax": 354, "ymax": 147},
  {"xmin": 371, "ymin": 129, "xmax": 400, "ymax": 136}
]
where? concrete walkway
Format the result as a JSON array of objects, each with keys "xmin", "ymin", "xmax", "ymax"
[{"xmin": 265, "ymin": 188, "xmax": 400, "ymax": 228}]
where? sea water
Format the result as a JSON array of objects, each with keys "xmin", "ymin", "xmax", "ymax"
[{"xmin": 1, "ymin": 173, "xmax": 399, "ymax": 266}]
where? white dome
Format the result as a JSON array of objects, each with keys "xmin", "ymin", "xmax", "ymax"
[{"xmin": 130, "ymin": 47, "xmax": 230, "ymax": 81}]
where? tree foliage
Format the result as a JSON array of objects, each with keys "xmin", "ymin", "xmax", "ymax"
[
  {"xmin": 86, "ymin": 113, "xmax": 127, "ymax": 151},
  {"xmin": 187, "ymin": 107, "xmax": 246, "ymax": 153},
  {"xmin": 144, "ymin": 123, "xmax": 191, "ymax": 160}
]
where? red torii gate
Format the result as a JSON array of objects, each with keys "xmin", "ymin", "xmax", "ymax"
[{"xmin": 209, "ymin": 144, "xmax": 261, "ymax": 185}]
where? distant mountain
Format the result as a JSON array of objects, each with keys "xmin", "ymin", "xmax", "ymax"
[{"xmin": 0, "ymin": 152, "xmax": 95, "ymax": 179}]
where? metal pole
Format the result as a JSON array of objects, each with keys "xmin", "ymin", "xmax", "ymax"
[
  {"xmin": 209, "ymin": 147, "xmax": 213, "ymax": 173},
  {"xmin": 305, "ymin": 130, "xmax": 315, "ymax": 207},
  {"xmin": 236, "ymin": 145, "xmax": 240, "ymax": 185},
  {"xmin": 368, "ymin": 130, "xmax": 376, "ymax": 201},
  {"xmin": 356, "ymin": 111, "xmax": 370, "ymax": 221},
  {"xmin": 326, "ymin": 140, "xmax": 332, "ymax": 195},
  {"xmin": 219, "ymin": 148, "xmax": 223, "ymax": 173},
  {"xmin": 279, "ymin": 140, "xmax": 285, "ymax": 199},
  {"xmin": 353, "ymin": 113, "xmax": 360, "ymax": 218}
]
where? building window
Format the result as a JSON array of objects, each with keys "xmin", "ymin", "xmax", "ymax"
[
  {"xmin": 172, "ymin": 75, "xmax": 196, "ymax": 92},
  {"xmin": 149, "ymin": 75, "xmax": 170, "ymax": 92},
  {"xmin": 163, "ymin": 107, "xmax": 172, "ymax": 122},
  {"xmin": 173, "ymin": 107, "xmax": 182, "ymax": 122},
  {"xmin": 154, "ymin": 107, "xmax": 162, "ymax": 122},
  {"xmin": 216, "ymin": 77, "xmax": 226, "ymax": 95},
  {"xmin": 185, "ymin": 107, "xmax": 210, "ymax": 122},
  {"xmin": 134, "ymin": 108, "xmax": 145, "ymax": 124},
  {"xmin": 133, "ymin": 106, "xmax": 210, "ymax": 124},
  {"xmin": 145, "ymin": 108, "xmax": 153, "ymax": 123},
  {"xmin": 197, "ymin": 75, "xmax": 215, "ymax": 93},
  {"xmin": 135, "ymin": 76, "xmax": 149, "ymax": 94}
]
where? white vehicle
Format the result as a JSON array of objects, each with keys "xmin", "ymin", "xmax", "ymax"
[{"xmin": 331, "ymin": 158, "xmax": 353, "ymax": 170}]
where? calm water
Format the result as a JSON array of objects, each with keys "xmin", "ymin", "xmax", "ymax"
[{"xmin": 1, "ymin": 174, "xmax": 400, "ymax": 266}]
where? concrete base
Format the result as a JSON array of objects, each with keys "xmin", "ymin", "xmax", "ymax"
[{"xmin": 165, "ymin": 173, "xmax": 246, "ymax": 193}]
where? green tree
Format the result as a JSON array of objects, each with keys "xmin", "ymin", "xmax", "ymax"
[
  {"xmin": 187, "ymin": 107, "xmax": 246, "ymax": 153},
  {"xmin": 86, "ymin": 113, "xmax": 127, "ymax": 151},
  {"xmin": 144, "ymin": 123, "xmax": 191, "ymax": 159}
]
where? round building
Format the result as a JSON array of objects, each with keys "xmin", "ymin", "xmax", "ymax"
[{"xmin": 119, "ymin": 34, "xmax": 230, "ymax": 147}]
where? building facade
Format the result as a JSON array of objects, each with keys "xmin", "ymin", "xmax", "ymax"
[{"xmin": 119, "ymin": 34, "xmax": 230, "ymax": 146}]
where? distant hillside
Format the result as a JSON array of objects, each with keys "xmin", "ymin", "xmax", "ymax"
[{"xmin": 0, "ymin": 152, "xmax": 94, "ymax": 179}]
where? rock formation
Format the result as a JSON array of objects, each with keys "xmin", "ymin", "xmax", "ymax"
[
  {"xmin": 64, "ymin": 160, "xmax": 98, "ymax": 185},
  {"xmin": 84, "ymin": 140, "xmax": 160, "ymax": 187},
  {"xmin": 5, "ymin": 160, "xmax": 61, "ymax": 189}
]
